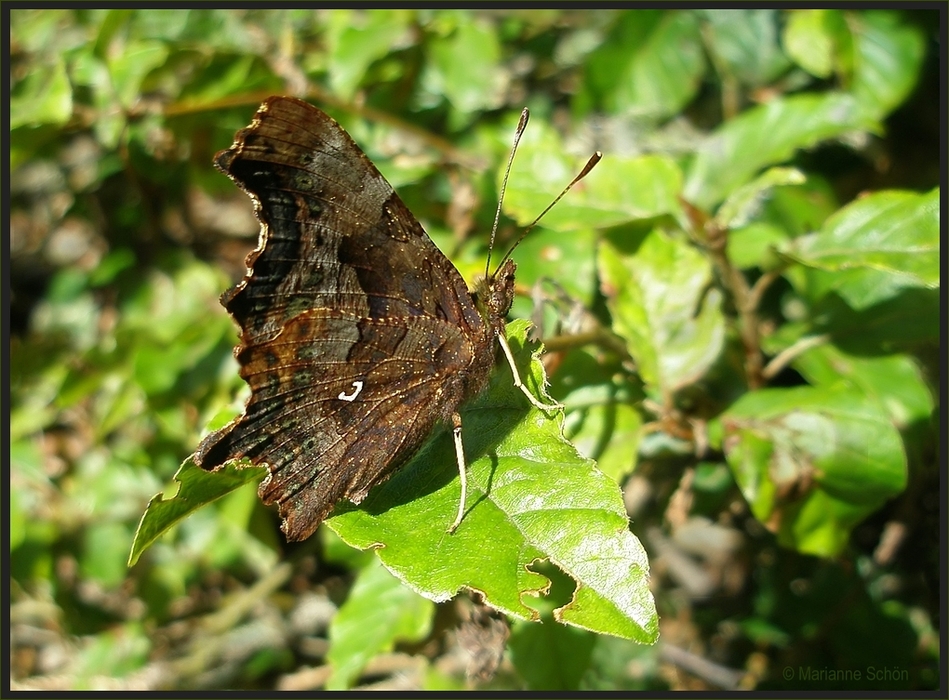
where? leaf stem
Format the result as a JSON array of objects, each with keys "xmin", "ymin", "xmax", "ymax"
[{"xmin": 761, "ymin": 334, "xmax": 830, "ymax": 380}]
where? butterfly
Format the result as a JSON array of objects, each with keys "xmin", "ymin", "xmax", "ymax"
[{"xmin": 194, "ymin": 97, "xmax": 595, "ymax": 541}]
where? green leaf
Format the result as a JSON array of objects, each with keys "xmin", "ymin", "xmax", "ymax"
[
  {"xmin": 759, "ymin": 174, "xmax": 840, "ymax": 238},
  {"xmin": 509, "ymin": 616, "xmax": 596, "ymax": 690},
  {"xmin": 617, "ymin": 10, "xmax": 705, "ymax": 117},
  {"xmin": 9, "ymin": 447, "xmax": 33, "ymax": 551},
  {"xmin": 684, "ymin": 92, "xmax": 881, "ymax": 210},
  {"xmin": 714, "ymin": 167, "xmax": 807, "ymax": 231},
  {"xmin": 717, "ymin": 175, "xmax": 838, "ymax": 274},
  {"xmin": 424, "ymin": 16, "xmax": 504, "ymax": 122},
  {"xmin": 580, "ymin": 633, "xmax": 660, "ymax": 690},
  {"xmin": 714, "ymin": 385, "xmax": 907, "ymax": 556},
  {"xmin": 127, "ymin": 457, "xmax": 267, "ymax": 566},
  {"xmin": 813, "ymin": 287, "xmax": 939, "ymax": 352},
  {"xmin": 107, "ymin": 40, "xmax": 169, "ymax": 108},
  {"xmin": 130, "ymin": 322, "xmax": 657, "ymax": 642},
  {"xmin": 504, "ymin": 227, "xmax": 601, "ymax": 314},
  {"xmin": 327, "ymin": 558, "xmax": 435, "ymax": 689},
  {"xmin": 699, "ymin": 9, "xmax": 792, "ymax": 86},
  {"xmin": 726, "ymin": 222, "xmax": 788, "ymax": 271},
  {"xmin": 326, "ymin": 10, "xmax": 412, "ymax": 100},
  {"xmin": 791, "ymin": 346, "xmax": 934, "ymax": 430},
  {"xmin": 565, "ymin": 402, "xmax": 643, "ymax": 485},
  {"xmin": 783, "ymin": 188, "xmax": 939, "ymax": 309},
  {"xmin": 783, "ymin": 9, "xmax": 851, "ymax": 80},
  {"xmin": 583, "ymin": 10, "xmax": 705, "ymax": 118},
  {"xmin": 599, "ymin": 229, "xmax": 725, "ymax": 399},
  {"xmin": 82, "ymin": 521, "xmax": 135, "ymax": 588},
  {"xmin": 329, "ymin": 321, "xmax": 658, "ymax": 643},
  {"xmin": 850, "ymin": 10, "xmax": 927, "ymax": 119},
  {"xmin": 553, "ymin": 349, "xmax": 645, "ymax": 484},
  {"xmin": 782, "ymin": 10, "xmax": 924, "ymax": 121},
  {"xmin": 10, "ymin": 57, "xmax": 73, "ymax": 129},
  {"xmin": 72, "ymin": 623, "xmax": 151, "ymax": 686}
]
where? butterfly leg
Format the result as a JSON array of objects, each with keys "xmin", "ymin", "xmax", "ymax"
[
  {"xmin": 495, "ymin": 332, "xmax": 563, "ymax": 412},
  {"xmin": 448, "ymin": 412, "xmax": 468, "ymax": 533}
]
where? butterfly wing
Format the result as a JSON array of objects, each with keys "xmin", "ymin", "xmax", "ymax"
[
  {"xmin": 213, "ymin": 97, "xmax": 485, "ymax": 343},
  {"xmin": 199, "ymin": 308, "xmax": 478, "ymax": 541},
  {"xmin": 195, "ymin": 97, "xmax": 496, "ymax": 540}
]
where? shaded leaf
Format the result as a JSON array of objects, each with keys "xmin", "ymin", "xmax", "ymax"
[
  {"xmin": 509, "ymin": 616, "xmax": 595, "ymax": 690},
  {"xmin": 791, "ymin": 346, "xmax": 934, "ymax": 429},
  {"xmin": 565, "ymin": 402, "xmax": 643, "ymax": 485},
  {"xmin": 813, "ymin": 287, "xmax": 940, "ymax": 353},
  {"xmin": 715, "ymin": 385, "xmax": 907, "ymax": 556},
  {"xmin": 553, "ymin": 349, "xmax": 645, "ymax": 484}
]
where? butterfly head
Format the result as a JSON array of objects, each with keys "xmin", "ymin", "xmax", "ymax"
[{"xmin": 474, "ymin": 258, "xmax": 516, "ymax": 329}]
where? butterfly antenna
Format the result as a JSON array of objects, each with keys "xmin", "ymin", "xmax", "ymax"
[
  {"xmin": 492, "ymin": 150, "xmax": 602, "ymax": 277},
  {"xmin": 486, "ymin": 108, "xmax": 531, "ymax": 279}
]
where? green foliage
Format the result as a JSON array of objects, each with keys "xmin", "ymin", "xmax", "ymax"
[
  {"xmin": 600, "ymin": 230, "xmax": 726, "ymax": 397},
  {"xmin": 326, "ymin": 558, "xmax": 435, "ymax": 689},
  {"xmin": 784, "ymin": 188, "xmax": 939, "ymax": 305},
  {"xmin": 684, "ymin": 92, "xmax": 882, "ymax": 210},
  {"xmin": 128, "ymin": 458, "xmax": 267, "ymax": 567},
  {"xmin": 712, "ymin": 385, "xmax": 907, "ymax": 555},
  {"xmin": 9, "ymin": 7, "xmax": 939, "ymax": 692}
]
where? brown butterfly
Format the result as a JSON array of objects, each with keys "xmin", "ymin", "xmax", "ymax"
[{"xmin": 194, "ymin": 97, "xmax": 597, "ymax": 541}]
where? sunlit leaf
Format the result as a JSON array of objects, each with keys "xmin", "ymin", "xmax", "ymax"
[
  {"xmin": 329, "ymin": 322, "xmax": 658, "ymax": 643},
  {"xmin": 128, "ymin": 458, "xmax": 267, "ymax": 566},
  {"xmin": 850, "ymin": 10, "xmax": 927, "ymax": 119},
  {"xmin": 599, "ymin": 229, "xmax": 726, "ymax": 400},
  {"xmin": 783, "ymin": 9, "xmax": 851, "ymax": 80},
  {"xmin": 504, "ymin": 118, "xmax": 683, "ymax": 230},
  {"xmin": 783, "ymin": 188, "xmax": 939, "ymax": 309}
]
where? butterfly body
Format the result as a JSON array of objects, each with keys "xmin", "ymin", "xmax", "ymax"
[{"xmin": 195, "ymin": 97, "xmax": 516, "ymax": 541}]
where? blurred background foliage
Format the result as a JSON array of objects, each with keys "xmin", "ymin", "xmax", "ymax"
[{"xmin": 7, "ymin": 7, "xmax": 942, "ymax": 691}]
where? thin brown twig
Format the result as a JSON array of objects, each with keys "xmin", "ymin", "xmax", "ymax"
[
  {"xmin": 746, "ymin": 266, "xmax": 786, "ymax": 314},
  {"xmin": 761, "ymin": 333, "xmax": 830, "ymax": 380},
  {"xmin": 701, "ymin": 223, "xmax": 766, "ymax": 389}
]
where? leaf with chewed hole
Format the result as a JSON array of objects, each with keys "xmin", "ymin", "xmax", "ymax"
[
  {"xmin": 329, "ymin": 321, "xmax": 658, "ymax": 643},
  {"xmin": 130, "ymin": 322, "xmax": 658, "ymax": 643}
]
